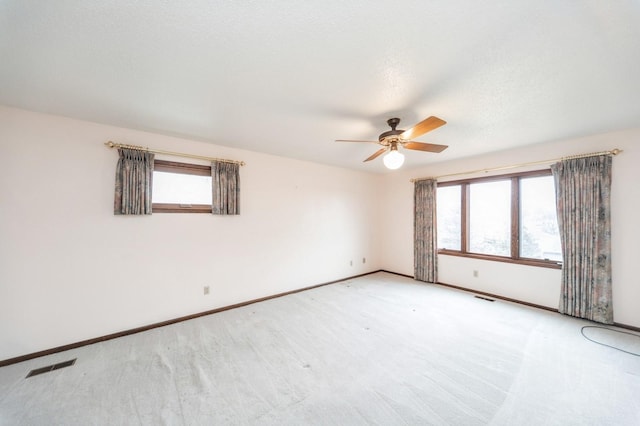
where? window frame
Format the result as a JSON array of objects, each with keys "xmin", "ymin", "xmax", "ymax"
[
  {"xmin": 437, "ymin": 169, "xmax": 562, "ymax": 269},
  {"xmin": 152, "ymin": 160, "xmax": 212, "ymax": 213}
]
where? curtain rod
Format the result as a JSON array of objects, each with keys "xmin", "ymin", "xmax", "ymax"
[
  {"xmin": 104, "ymin": 141, "xmax": 246, "ymax": 166},
  {"xmin": 410, "ymin": 148, "xmax": 622, "ymax": 183}
]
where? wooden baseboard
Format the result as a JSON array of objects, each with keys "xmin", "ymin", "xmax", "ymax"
[
  {"xmin": 376, "ymin": 270, "xmax": 556, "ymax": 312},
  {"xmin": 431, "ymin": 281, "xmax": 640, "ymax": 333},
  {"xmin": 3, "ymin": 270, "xmax": 638, "ymax": 367},
  {"xmin": 379, "ymin": 270, "xmax": 414, "ymax": 279},
  {"xmin": 434, "ymin": 280, "xmax": 558, "ymax": 313},
  {"xmin": 613, "ymin": 322, "xmax": 640, "ymax": 333},
  {"xmin": 0, "ymin": 271, "xmax": 380, "ymax": 368}
]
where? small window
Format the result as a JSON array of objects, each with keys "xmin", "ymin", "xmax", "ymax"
[{"xmin": 152, "ymin": 160, "xmax": 212, "ymax": 213}]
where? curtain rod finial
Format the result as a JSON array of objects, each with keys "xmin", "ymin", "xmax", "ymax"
[
  {"xmin": 105, "ymin": 141, "xmax": 115, "ymax": 148},
  {"xmin": 611, "ymin": 148, "xmax": 622, "ymax": 156}
]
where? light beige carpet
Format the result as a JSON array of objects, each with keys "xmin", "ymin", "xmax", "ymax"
[{"xmin": 1, "ymin": 272, "xmax": 639, "ymax": 425}]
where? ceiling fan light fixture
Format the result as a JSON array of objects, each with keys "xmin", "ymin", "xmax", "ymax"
[{"xmin": 383, "ymin": 149, "xmax": 405, "ymax": 169}]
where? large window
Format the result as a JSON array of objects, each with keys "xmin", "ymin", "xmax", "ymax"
[
  {"xmin": 152, "ymin": 160, "xmax": 212, "ymax": 213},
  {"xmin": 436, "ymin": 170, "xmax": 562, "ymax": 268}
]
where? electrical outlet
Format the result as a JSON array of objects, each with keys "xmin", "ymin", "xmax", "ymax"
[
  {"xmin": 362, "ymin": 257, "xmax": 366, "ymax": 264},
  {"xmin": 204, "ymin": 285, "xmax": 210, "ymax": 295},
  {"xmin": 350, "ymin": 260, "xmax": 353, "ymax": 266},
  {"xmin": 473, "ymin": 270, "xmax": 479, "ymax": 278}
]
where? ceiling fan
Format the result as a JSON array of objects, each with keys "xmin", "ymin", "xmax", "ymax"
[{"xmin": 336, "ymin": 116, "xmax": 448, "ymax": 169}]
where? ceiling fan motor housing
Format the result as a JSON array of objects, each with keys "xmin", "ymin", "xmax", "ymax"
[{"xmin": 378, "ymin": 118, "xmax": 405, "ymax": 142}]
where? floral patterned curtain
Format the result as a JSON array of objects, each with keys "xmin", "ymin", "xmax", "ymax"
[
  {"xmin": 551, "ymin": 155, "xmax": 613, "ymax": 324},
  {"xmin": 211, "ymin": 161, "xmax": 240, "ymax": 215},
  {"xmin": 414, "ymin": 179, "xmax": 438, "ymax": 283},
  {"xmin": 114, "ymin": 148, "xmax": 154, "ymax": 215}
]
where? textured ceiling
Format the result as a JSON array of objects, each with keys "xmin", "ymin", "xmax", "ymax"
[{"xmin": 1, "ymin": 1, "xmax": 639, "ymax": 172}]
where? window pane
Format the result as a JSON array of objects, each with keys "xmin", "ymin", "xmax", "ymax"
[
  {"xmin": 152, "ymin": 171, "xmax": 212, "ymax": 204},
  {"xmin": 520, "ymin": 176, "xmax": 562, "ymax": 261},
  {"xmin": 469, "ymin": 180, "xmax": 511, "ymax": 256},
  {"xmin": 437, "ymin": 186, "xmax": 461, "ymax": 250}
]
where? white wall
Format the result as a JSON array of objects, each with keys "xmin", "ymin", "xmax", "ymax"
[
  {"xmin": 0, "ymin": 106, "xmax": 382, "ymax": 361},
  {"xmin": 379, "ymin": 129, "xmax": 640, "ymax": 328},
  {"xmin": 2, "ymin": 105, "xmax": 638, "ymax": 362}
]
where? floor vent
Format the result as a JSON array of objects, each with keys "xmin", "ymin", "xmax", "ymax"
[
  {"xmin": 26, "ymin": 358, "xmax": 76, "ymax": 378},
  {"xmin": 474, "ymin": 295, "xmax": 495, "ymax": 302}
]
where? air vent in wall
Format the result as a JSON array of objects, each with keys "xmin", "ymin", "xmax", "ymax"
[{"xmin": 26, "ymin": 358, "xmax": 76, "ymax": 378}]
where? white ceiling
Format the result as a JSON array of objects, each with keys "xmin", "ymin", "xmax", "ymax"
[{"xmin": 1, "ymin": 1, "xmax": 639, "ymax": 173}]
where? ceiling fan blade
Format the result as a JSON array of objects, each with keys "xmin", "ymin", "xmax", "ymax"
[
  {"xmin": 403, "ymin": 142, "xmax": 449, "ymax": 153},
  {"xmin": 335, "ymin": 139, "xmax": 379, "ymax": 143},
  {"xmin": 364, "ymin": 148, "xmax": 387, "ymax": 162},
  {"xmin": 400, "ymin": 116, "xmax": 446, "ymax": 140}
]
